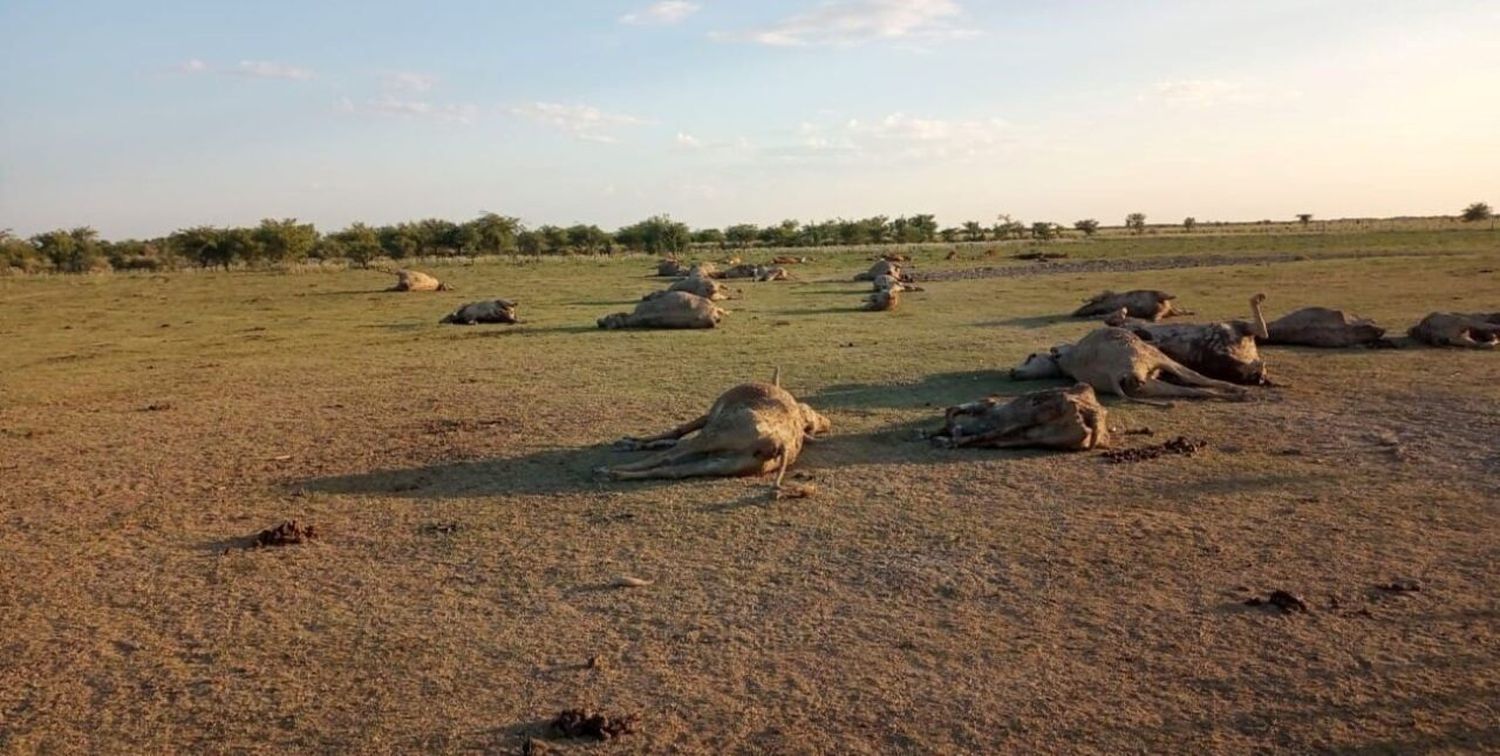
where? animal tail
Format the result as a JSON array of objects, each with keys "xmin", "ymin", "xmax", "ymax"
[{"xmin": 772, "ymin": 366, "xmax": 782, "ymax": 387}]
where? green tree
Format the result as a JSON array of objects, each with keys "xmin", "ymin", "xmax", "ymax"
[
  {"xmin": 516, "ymin": 230, "xmax": 544, "ymax": 255},
  {"xmin": 221, "ymin": 227, "xmax": 264, "ymax": 266},
  {"xmin": 1030, "ymin": 222, "xmax": 1055, "ymax": 241},
  {"xmin": 961, "ymin": 221, "xmax": 986, "ymax": 242},
  {"xmin": 538, "ymin": 225, "xmax": 569, "ymax": 254},
  {"xmin": 567, "ymin": 224, "xmax": 612, "ymax": 254},
  {"xmin": 725, "ymin": 224, "xmax": 759, "ymax": 248},
  {"xmin": 32, "ymin": 227, "xmax": 106, "ymax": 272},
  {"xmin": 253, "ymin": 218, "xmax": 318, "ymax": 265},
  {"xmin": 377, "ymin": 225, "xmax": 417, "ymax": 259},
  {"xmin": 693, "ymin": 228, "xmax": 726, "ymax": 248},
  {"xmin": 940, "ymin": 227, "xmax": 960, "ymax": 243},
  {"xmin": 1126, "ymin": 213, "xmax": 1147, "ymax": 235},
  {"xmin": 1073, "ymin": 219, "xmax": 1100, "ymax": 237},
  {"xmin": 333, "ymin": 222, "xmax": 382, "ymax": 267},
  {"xmin": 1, "ymin": 229, "xmax": 46, "ymax": 272},
  {"xmin": 464, "ymin": 212, "xmax": 520, "ymax": 255},
  {"xmin": 1183, "ymin": 217, "xmax": 1197, "ymax": 233},
  {"xmin": 616, "ymin": 215, "xmax": 691, "ymax": 255},
  {"xmin": 417, "ymin": 218, "xmax": 463, "ymax": 256},
  {"xmin": 1296, "ymin": 213, "xmax": 1313, "ymax": 226},
  {"xmin": 171, "ymin": 226, "xmax": 234, "ymax": 269},
  {"xmin": 1461, "ymin": 202, "xmax": 1493, "ymax": 222}
]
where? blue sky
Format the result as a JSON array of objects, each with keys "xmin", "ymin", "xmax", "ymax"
[{"xmin": 2, "ymin": 0, "xmax": 1497, "ymax": 238}]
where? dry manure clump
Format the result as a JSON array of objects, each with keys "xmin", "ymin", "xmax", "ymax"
[
  {"xmin": 1100, "ymin": 436, "xmax": 1207, "ymax": 464},
  {"xmin": 252, "ymin": 520, "xmax": 318, "ymax": 548},
  {"xmin": 550, "ymin": 709, "xmax": 639, "ymax": 741}
]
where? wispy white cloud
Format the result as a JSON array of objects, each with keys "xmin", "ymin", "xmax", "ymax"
[
  {"xmin": 170, "ymin": 58, "xmax": 314, "ymax": 80},
  {"xmin": 713, "ymin": 0, "xmax": 973, "ymax": 47},
  {"xmin": 1140, "ymin": 79, "xmax": 1293, "ymax": 107},
  {"xmin": 507, "ymin": 102, "xmax": 648, "ymax": 143},
  {"xmin": 675, "ymin": 131, "xmax": 703, "ymax": 148},
  {"xmin": 773, "ymin": 112, "xmax": 1010, "ymax": 161},
  {"xmin": 384, "ymin": 71, "xmax": 438, "ymax": 92},
  {"xmin": 231, "ymin": 60, "xmax": 315, "ymax": 80},
  {"xmin": 620, "ymin": 1, "xmax": 702, "ymax": 26},
  {"xmin": 339, "ymin": 96, "xmax": 478, "ymax": 124}
]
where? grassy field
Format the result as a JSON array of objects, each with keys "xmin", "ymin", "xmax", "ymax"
[{"xmin": 2, "ymin": 230, "xmax": 1498, "ymax": 753}]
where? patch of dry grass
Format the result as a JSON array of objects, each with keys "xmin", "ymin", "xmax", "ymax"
[{"xmin": 1, "ymin": 232, "xmax": 1497, "ymax": 753}]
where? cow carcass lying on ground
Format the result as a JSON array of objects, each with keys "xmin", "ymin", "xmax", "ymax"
[
  {"xmin": 1408, "ymin": 312, "xmax": 1500, "ymax": 348},
  {"xmin": 756, "ymin": 266, "xmax": 791, "ymax": 282},
  {"xmin": 864, "ymin": 289, "xmax": 900, "ymax": 311},
  {"xmin": 649, "ymin": 275, "xmax": 727, "ymax": 301},
  {"xmin": 720, "ymin": 264, "xmax": 761, "ymax": 280},
  {"xmin": 854, "ymin": 260, "xmax": 908, "ymax": 282},
  {"xmin": 599, "ymin": 371, "xmax": 830, "ymax": 485},
  {"xmin": 656, "ymin": 258, "xmax": 688, "ymax": 277},
  {"xmin": 440, "ymin": 299, "xmax": 519, "ymax": 325},
  {"xmin": 1073, "ymin": 290, "xmax": 1187, "ymax": 321},
  {"xmin": 386, "ymin": 269, "xmax": 450, "ymax": 292},
  {"xmin": 1103, "ymin": 294, "xmax": 1271, "ymax": 385},
  {"xmin": 1264, "ymin": 306, "xmax": 1389, "ymax": 347},
  {"xmin": 931, "ymin": 384, "xmax": 1109, "ymax": 451},
  {"xmin": 598, "ymin": 291, "xmax": 724, "ymax": 329},
  {"xmin": 1011, "ymin": 327, "xmax": 1248, "ymax": 405},
  {"xmin": 686, "ymin": 261, "xmax": 720, "ymax": 279},
  {"xmin": 872, "ymin": 274, "xmax": 923, "ymax": 293}
]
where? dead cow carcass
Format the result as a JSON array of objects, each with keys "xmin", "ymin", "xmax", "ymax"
[
  {"xmin": 1264, "ymin": 306, "xmax": 1388, "ymax": 347},
  {"xmin": 854, "ymin": 260, "xmax": 906, "ymax": 282},
  {"xmin": 656, "ymin": 258, "xmax": 688, "ymax": 277},
  {"xmin": 1011, "ymin": 327, "xmax": 1248, "ymax": 405},
  {"xmin": 1073, "ymin": 290, "xmax": 1186, "ymax": 321},
  {"xmin": 440, "ymin": 299, "xmax": 519, "ymax": 325},
  {"xmin": 599, "ymin": 371, "xmax": 830, "ymax": 484},
  {"xmin": 649, "ymin": 275, "xmax": 727, "ymax": 301},
  {"xmin": 387, "ymin": 269, "xmax": 450, "ymax": 292},
  {"xmin": 1104, "ymin": 294, "xmax": 1271, "ymax": 385},
  {"xmin": 932, "ymin": 384, "xmax": 1109, "ymax": 451},
  {"xmin": 598, "ymin": 291, "xmax": 725, "ymax": 330},
  {"xmin": 1408, "ymin": 312, "xmax": 1500, "ymax": 348}
]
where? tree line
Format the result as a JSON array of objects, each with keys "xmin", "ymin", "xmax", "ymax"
[{"xmin": 3, "ymin": 203, "xmax": 1492, "ymax": 274}]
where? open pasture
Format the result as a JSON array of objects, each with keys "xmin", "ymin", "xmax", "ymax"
[{"xmin": 2, "ymin": 231, "xmax": 1497, "ymax": 753}]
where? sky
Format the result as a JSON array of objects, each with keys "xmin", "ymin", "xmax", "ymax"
[{"xmin": 2, "ymin": 0, "xmax": 1498, "ymax": 238}]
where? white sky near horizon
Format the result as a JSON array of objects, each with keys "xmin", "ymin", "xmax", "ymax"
[{"xmin": 1, "ymin": 0, "xmax": 1497, "ymax": 238}]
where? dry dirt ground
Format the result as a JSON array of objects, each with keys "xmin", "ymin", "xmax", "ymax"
[{"xmin": 2, "ymin": 234, "xmax": 1498, "ymax": 754}]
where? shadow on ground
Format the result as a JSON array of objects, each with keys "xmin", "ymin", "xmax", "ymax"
[
  {"xmin": 298, "ymin": 445, "xmax": 623, "ymax": 499},
  {"xmin": 974, "ymin": 314, "xmax": 1077, "ymax": 329},
  {"xmin": 809, "ymin": 370, "xmax": 1037, "ymax": 410}
]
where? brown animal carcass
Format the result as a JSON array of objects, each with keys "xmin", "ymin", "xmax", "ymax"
[
  {"xmin": 598, "ymin": 291, "xmax": 725, "ymax": 330},
  {"xmin": 648, "ymin": 275, "xmax": 727, "ymax": 301},
  {"xmin": 686, "ymin": 261, "xmax": 720, "ymax": 279},
  {"xmin": 720, "ymin": 264, "xmax": 761, "ymax": 280},
  {"xmin": 440, "ymin": 299, "xmax": 519, "ymax": 325},
  {"xmin": 387, "ymin": 269, "xmax": 450, "ymax": 292},
  {"xmin": 854, "ymin": 260, "xmax": 904, "ymax": 282},
  {"xmin": 1264, "ymin": 306, "xmax": 1388, "ymax": 347},
  {"xmin": 1408, "ymin": 312, "xmax": 1500, "ymax": 348},
  {"xmin": 864, "ymin": 289, "xmax": 900, "ymax": 311},
  {"xmin": 1104, "ymin": 294, "xmax": 1271, "ymax": 385},
  {"xmin": 656, "ymin": 258, "xmax": 688, "ymax": 277},
  {"xmin": 1011, "ymin": 327, "xmax": 1248, "ymax": 405},
  {"xmin": 1073, "ymin": 290, "xmax": 1187, "ymax": 321},
  {"xmin": 756, "ymin": 266, "xmax": 791, "ymax": 282},
  {"xmin": 932, "ymin": 384, "xmax": 1109, "ymax": 451},
  {"xmin": 600, "ymin": 371, "xmax": 830, "ymax": 485}
]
